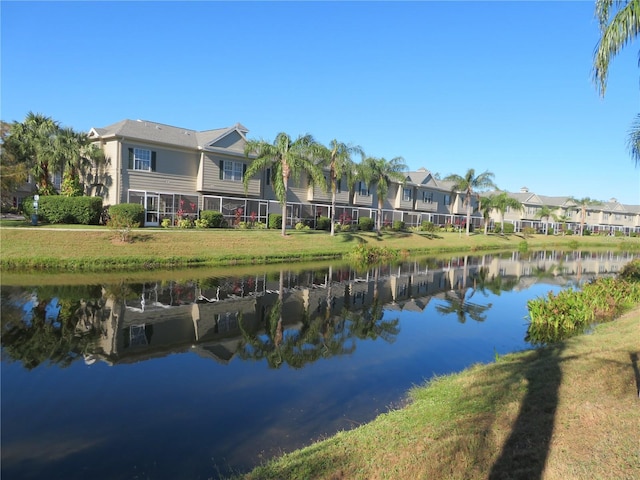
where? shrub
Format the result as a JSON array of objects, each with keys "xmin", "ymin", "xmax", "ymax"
[
  {"xmin": 494, "ymin": 222, "xmax": 515, "ymax": 234},
  {"xmin": 619, "ymin": 259, "xmax": 640, "ymax": 281},
  {"xmin": 108, "ymin": 203, "xmax": 144, "ymax": 227},
  {"xmin": 522, "ymin": 226, "xmax": 536, "ymax": 237},
  {"xmin": 177, "ymin": 218, "xmax": 193, "ymax": 229},
  {"xmin": 358, "ymin": 217, "xmax": 375, "ymax": 231},
  {"xmin": 547, "ymin": 226, "xmax": 554, "ymax": 235},
  {"xmin": 106, "ymin": 203, "xmax": 144, "ymax": 242},
  {"xmin": 316, "ymin": 216, "xmax": 331, "ymax": 231},
  {"xmin": 194, "ymin": 218, "xmax": 209, "ymax": 229},
  {"xmin": 392, "ymin": 220, "xmax": 405, "ymax": 231},
  {"xmin": 161, "ymin": 218, "xmax": 172, "ymax": 228},
  {"xmin": 22, "ymin": 195, "xmax": 103, "ymax": 225},
  {"xmin": 614, "ymin": 230, "xmax": 624, "ymax": 237},
  {"xmin": 200, "ymin": 210, "xmax": 225, "ymax": 228},
  {"xmin": 268, "ymin": 214, "xmax": 282, "ymax": 230}
]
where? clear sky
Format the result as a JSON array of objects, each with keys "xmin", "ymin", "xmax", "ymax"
[{"xmin": 2, "ymin": 1, "xmax": 639, "ymax": 204}]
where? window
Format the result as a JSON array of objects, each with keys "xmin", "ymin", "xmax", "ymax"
[
  {"xmin": 444, "ymin": 194, "xmax": 451, "ymax": 206},
  {"xmin": 266, "ymin": 168, "xmax": 271, "ymax": 186},
  {"xmin": 128, "ymin": 148, "xmax": 156, "ymax": 171},
  {"xmin": 52, "ymin": 171, "xmax": 62, "ymax": 189},
  {"xmin": 219, "ymin": 160, "xmax": 245, "ymax": 182},
  {"xmin": 359, "ymin": 182, "xmax": 370, "ymax": 196},
  {"xmin": 422, "ymin": 191, "xmax": 433, "ymax": 203},
  {"xmin": 403, "ymin": 188, "xmax": 412, "ymax": 202}
]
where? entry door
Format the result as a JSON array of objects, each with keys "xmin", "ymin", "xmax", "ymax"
[{"xmin": 145, "ymin": 193, "xmax": 160, "ymax": 226}]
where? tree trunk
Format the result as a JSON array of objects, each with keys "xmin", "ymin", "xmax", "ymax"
[
  {"xmin": 330, "ymin": 186, "xmax": 337, "ymax": 236},
  {"xmin": 465, "ymin": 200, "xmax": 471, "ymax": 236},
  {"xmin": 281, "ymin": 162, "xmax": 290, "ymax": 237}
]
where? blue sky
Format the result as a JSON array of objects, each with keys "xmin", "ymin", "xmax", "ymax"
[{"xmin": 2, "ymin": 1, "xmax": 639, "ymax": 204}]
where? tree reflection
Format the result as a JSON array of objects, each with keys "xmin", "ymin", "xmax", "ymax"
[
  {"xmin": 1, "ymin": 289, "xmax": 103, "ymax": 369},
  {"xmin": 435, "ymin": 287, "xmax": 493, "ymax": 323},
  {"xmin": 472, "ymin": 267, "xmax": 519, "ymax": 296},
  {"xmin": 237, "ymin": 268, "xmax": 399, "ymax": 369}
]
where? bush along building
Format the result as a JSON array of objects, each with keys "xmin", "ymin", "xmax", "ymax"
[{"xmin": 18, "ymin": 118, "xmax": 640, "ymax": 235}]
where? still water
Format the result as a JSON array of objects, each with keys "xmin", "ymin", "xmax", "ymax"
[{"xmin": 1, "ymin": 250, "xmax": 636, "ymax": 479}]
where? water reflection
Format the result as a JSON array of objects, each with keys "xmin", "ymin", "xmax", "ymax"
[
  {"xmin": 1, "ymin": 250, "xmax": 636, "ymax": 371},
  {"xmin": 1, "ymin": 250, "xmax": 637, "ymax": 479}
]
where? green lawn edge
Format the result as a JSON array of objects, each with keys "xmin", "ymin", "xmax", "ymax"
[{"xmin": 2, "ymin": 227, "xmax": 638, "ymax": 273}]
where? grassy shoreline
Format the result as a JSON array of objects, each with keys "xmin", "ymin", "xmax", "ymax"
[
  {"xmin": 1, "ymin": 226, "xmax": 638, "ymax": 272},
  {"xmin": 239, "ymin": 306, "xmax": 640, "ymax": 480}
]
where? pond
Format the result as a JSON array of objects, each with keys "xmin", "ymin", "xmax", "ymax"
[{"xmin": 1, "ymin": 250, "xmax": 636, "ymax": 479}]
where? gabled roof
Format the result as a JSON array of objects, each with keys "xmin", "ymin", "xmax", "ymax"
[
  {"xmin": 406, "ymin": 169, "xmax": 454, "ymax": 191},
  {"xmin": 89, "ymin": 119, "xmax": 248, "ymax": 152}
]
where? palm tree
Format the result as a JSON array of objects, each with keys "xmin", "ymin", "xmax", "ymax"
[
  {"xmin": 568, "ymin": 197, "xmax": 603, "ymax": 235},
  {"xmin": 593, "ymin": 0, "xmax": 640, "ymax": 165},
  {"xmin": 357, "ymin": 156, "xmax": 407, "ymax": 232},
  {"xmin": 479, "ymin": 196, "xmax": 494, "ymax": 234},
  {"xmin": 244, "ymin": 133, "xmax": 326, "ymax": 236},
  {"xmin": 0, "ymin": 121, "xmax": 29, "ymax": 204},
  {"xmin": 8, "ymin": 112, "xmax": 61, "ymax": 195},
  {"xmin": 628, "ymin": 114, "xmax": 640, "ymax": 165},
  {"xmin": 487, "ymin": 192, "xmax": 523, "ymax": 235},
  {"xmin": 535, "ymin": 205, "xmax": 555, "ymax": 235},
  {"xmin": 56, "ymin": 127, "xmax": 95, "ymax": 197},
  {"xmin": 443, "ymin": 169, "xmax": 496, "ymax": 236},
  {"xmin": 314, "ymin": 140, "xmax": 363, "ymax": 236}
]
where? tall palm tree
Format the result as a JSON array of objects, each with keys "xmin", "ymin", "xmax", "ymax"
[
  {"xmin": 593, "ymin": 0, "xmax": 640, "ymax": 165},
  {"xmin": 443, "ymin": 169, "xmax": 496, "ymax": 236},
  {"xmin": 56, "ymin": 127, "xmax": 93, "ymax": 197},
  {"xmin": 479, "ymin": 196, "xmax": 494, "ymax": 235},
  {"xmin": 244, "ymin": 133, "xmax": 326, "ymax": 236},
  {"xmin": 314, "ymin": 140, "xmax": 363, "ymax": 236},
  {"xmin": 487, "ymin": 192, "xmax": 523, "ymax": 235},
  {"xmin": 8, "ymin": 112, "xmax": 61, "ymax": 195},
  {"xmin": 358, "ymin": 156, "xmax": 407, "ymax": 232},
  {"xmin": 535, "ymin": 205, "xmax": 555, "ymax": 235},
  {"xmin": 568, "ymin": 197, "xmax": 603, "ymax": 235}
]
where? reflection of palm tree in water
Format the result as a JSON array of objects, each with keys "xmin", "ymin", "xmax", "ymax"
[
  {"xmin": 436, "ymin": 256, "xmax": 493, "ymax": 323},
  {"xmin": 435, "ymin": 287, "xmax": 493, "ymax": 323}
]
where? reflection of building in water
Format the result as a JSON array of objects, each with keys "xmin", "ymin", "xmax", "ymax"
[{"xmin": 87, "ymin": 251, "xmax": 637, "ymax": 366}]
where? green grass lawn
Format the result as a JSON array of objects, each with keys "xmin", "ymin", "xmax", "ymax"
[{"xmin": 1, "ymin": 225, "xmax": 638, "ymax": 272}]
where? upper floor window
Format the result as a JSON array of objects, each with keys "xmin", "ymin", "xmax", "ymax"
[
  {"xmin": 220, "ymin": 160, "xmax": 245, "ymax": 182},
  {"xmin": 403, "ymin": 188, "xmax": 412, "ymax": 202},
  {"xmin": 128, "ymin": 147, "xmax": 156, "ymax": 171},
  {"xmin": 358, "ymin": 182, "xmax": 370, "ymax": 196},
  {"xmin": 444, "ymin": 194, "xmax": 451, "ymax": 206},
  {"xmin": 422, "ymin": 191, "xmax": 433, "ymax": 203}
]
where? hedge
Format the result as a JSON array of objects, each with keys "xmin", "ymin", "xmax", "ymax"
[
  {"xmin": 22, "ymin": 196, "xmax": 103, "ymax": 225},
  {"xmin": 358, "ymin": 217, "xmax": 375, "ymax": 231},
  {"xmin": 268, "ymin": 214, "xmax": 283, "ymax": 230},
  {"xmin": 200, "ymin": 210, "xmax": 225, "ymax": 228},
  {"xmin": 107, "ymin": 203, "xmax": 145, "ymax": 227},
  {"xmin": 316, "ymin": 216, "xmax": 331, "ymax": 231}
]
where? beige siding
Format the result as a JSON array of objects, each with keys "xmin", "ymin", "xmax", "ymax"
[
  {"xmin": 197, "ymin": 153, "xmax": 260, "ymax": 197},
  {"xmin": 395, "ymin": 185, "xmax": 414, "ymax": 210},
  {"xmin": 414, "ymin": 188, "xmax": 438, "ymax": 212},
  {"xmin": 98, "ymin": 140, "xmax": 122, "ymax": 205}
]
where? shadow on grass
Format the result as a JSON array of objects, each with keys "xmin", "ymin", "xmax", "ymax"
[{"xmin": 486, "ymin": 345, "xmax": 566, "ymax": 480}]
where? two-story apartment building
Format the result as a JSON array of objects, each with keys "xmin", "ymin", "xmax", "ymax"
[
  {"xmin": 79, "ymin": 118, "xmax": 640, "ymax": 234},
  {"xmin": 488, "ymin": 187, "xmax": 640, "ymax": 235}
]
